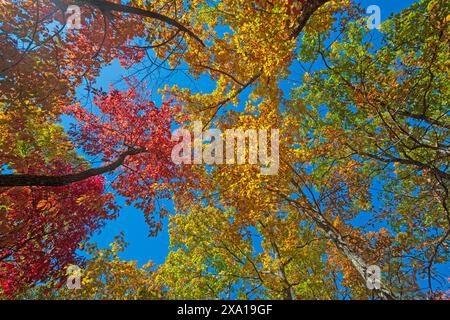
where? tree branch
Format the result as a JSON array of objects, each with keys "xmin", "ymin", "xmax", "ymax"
[
  {"xmin": 78, "ymin": 0, "xmax": 205, "ymax": 46},
  {"xmin": 0, "ymin": 148, "xmax": 145, "ymax": 187},
  {"xmin": 291, "ymin": 0, "xmax": 330, "ymax": 39}
]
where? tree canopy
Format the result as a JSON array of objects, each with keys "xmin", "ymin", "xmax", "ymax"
[{"xmin": 0, "ymin": 0, "xmax": 448, "ymax": 300}]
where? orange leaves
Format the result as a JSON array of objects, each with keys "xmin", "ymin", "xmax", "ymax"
[{"xmin": 36, "ymin": 198, "xmax": 59, "ymax": 213}]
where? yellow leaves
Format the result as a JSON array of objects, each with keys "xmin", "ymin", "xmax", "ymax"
[
  {"xmin": 0, "ymin": 98, "xmax": 80, "ymax": 174},
  {"xmin": 303, "ymin": 71, "xmax": 311, "ymax": 82},
  {"xmin": 443, "ymin": 14, "xmax": 450, "ymax": 25},
  {"xmin": 75, "ymin": 195, "xmax": 88, "ymax": 206},
  {"xmin": 304, "ymin": 0, "xmax": 349, "ymax": 34},
  {"xmin": 332, "ymin": 216, "xmax": 341, "ymax": 228},
  {"xmin": 163, "ymin": 1, "xmax": 323, "ymax": 120},
  {"xmin": 65, "ymin": 234, "xmax": 160, "ymax": 300},
  {"xmin": 427, "ymin": 0, "xmax": 439, "ymax": 13},
  {"xmin": 379, "ymin": 227, "xmax": 389, "ymax": 237},
  {"xmin": 36, "ymin": 198, "xmax": 59, "ymax": 213}
]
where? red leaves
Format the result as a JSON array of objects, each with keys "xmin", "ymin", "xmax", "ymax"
[
  {"xmin": 70, "ymin": 85, "xmax": 174, "ymax": 159},
  {"xmin": 0, "ymin": 0, "xmax": 186, "ymax": 298},
  {"xmin": 0, "ymin": 171, "xmax": 115, "ymax": 297},
  {"xmin": 69, "ymin": 85, "xmax": 191, "ymax": 235}
]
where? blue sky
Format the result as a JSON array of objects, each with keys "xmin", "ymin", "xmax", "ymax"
[{"xmin": 78, "ymin": 0, "xmax": 419, "ymax": 270}]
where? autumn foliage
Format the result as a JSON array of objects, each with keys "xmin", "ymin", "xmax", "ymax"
[{"xmin": 0, "ymin": 0, "xmax": 448, "ymax": 300}]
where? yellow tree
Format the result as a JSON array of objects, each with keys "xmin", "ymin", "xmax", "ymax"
[{"xmin": 156, "ymin": 205, "xmax": 334, "ymax": 299}]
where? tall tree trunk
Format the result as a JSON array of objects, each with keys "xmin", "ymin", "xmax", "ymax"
[{"xmin": 306, "ymin": 209, "xmax": 396, "ymax": 300}]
